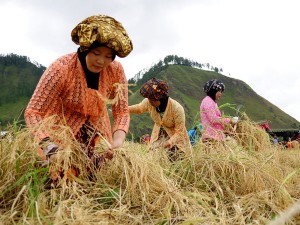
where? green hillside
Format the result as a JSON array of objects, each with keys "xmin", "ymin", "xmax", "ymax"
[
  {"xmin": 0, "ymin": 54, "xmax": 46, "ymax": 126},
  {"xmin": 0, "ymin": 54, "xmax": 299, "ymax": 139},
  {"xmin": 128, "ymin": 59, "xmax": 299, "ymax": 140}
]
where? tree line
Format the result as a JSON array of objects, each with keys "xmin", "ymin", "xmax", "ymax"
[
  {"xmin": 0, "ymin": 53, "xmax": 46, "ymax": 105},
  {"xmin": 128, "ymin": 54, "xmax": 223, "ymax": 86}
]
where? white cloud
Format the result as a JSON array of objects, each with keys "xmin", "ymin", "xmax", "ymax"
[{"xmin": 0, "ymin": 0, "xmax": 299, "ymax": 122}]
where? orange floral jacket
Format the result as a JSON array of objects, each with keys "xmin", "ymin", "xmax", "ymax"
[
  {"xmin": 25, "ymin": 52, "xmax": 130, "ymax": 143},
  {"xmin": 129, "ymin": 98, "xmax": 191, "ymax": 151}
]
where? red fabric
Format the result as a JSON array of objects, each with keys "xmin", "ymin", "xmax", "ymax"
[
  {"xmin": 140, "ymin": 78, "xmax": 169, "ymax": 100},
  {"xmin": 260, "ymin": 123, "xmax": 270, "ymax": 131}
]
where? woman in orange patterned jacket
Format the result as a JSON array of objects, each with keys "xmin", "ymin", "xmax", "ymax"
[
  {"xmin": 25, "ymin": 15, "xmax": 133, "ymax": 170},
  {"xmin": 129, "ymin": 78, "xmax": 191, "ymax": 160}
]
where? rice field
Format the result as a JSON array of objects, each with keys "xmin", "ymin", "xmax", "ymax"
[{"xmin": 1, "ymin": 117, "xmax": 300, "ymax": 225}]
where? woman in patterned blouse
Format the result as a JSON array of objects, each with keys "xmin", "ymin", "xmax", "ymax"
[
  {"xmin": 25, "ymin": 15, "xmax": 133, "ymax": 174},
  {"xmin": 129, "ymin": 78, "xmax": 191, "ymax": 160},
  {"xmin": 200, "ymin": 79, "xmax": 236, "ymax": 141}
]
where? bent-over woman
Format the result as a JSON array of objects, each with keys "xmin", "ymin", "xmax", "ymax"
[{"xmin": 129, "ymin": 78, "xmax": 191, "ymax": 160}]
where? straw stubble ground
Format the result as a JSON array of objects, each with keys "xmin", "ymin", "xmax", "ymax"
[{"xmin": 1, "ymin": 119, "xmax": 300, "ymax": 224}]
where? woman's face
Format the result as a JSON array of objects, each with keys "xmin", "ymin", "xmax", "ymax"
[
  {"xmin": 148, "ymin": 99, "xmax": 161, "ymax": 107},
  {"xmin": 86, "ymin": 46, "xmax": 114, "ymax": 73},
  {"xmin": 215, "ymin": 90, "xmax": 223, "ymax": 101}
]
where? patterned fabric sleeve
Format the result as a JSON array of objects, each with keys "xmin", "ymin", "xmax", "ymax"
[
  {"xmin": 24, "ymin": 57, "xmax": 68, "ymax": 140},
  {"xmin": 202, "ymin": 98, "xmax": 230, "ymax": 125},
  {"xmin": 167, "ymin": 102, "xmax": 188, "ymax": 147},
  {"xmin": 111, "ymin": 62, "xmax": 130, "ymax": 134},
  {"xmin": 128, "ymin": 98, "xmax": 150, "ymax": 114},
  {"xmin": 223, "ymin": 117, "xmax": 231, "ymax": 124}
]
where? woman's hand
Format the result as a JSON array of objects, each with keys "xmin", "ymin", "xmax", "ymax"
[
  {"xmin": 104, "ymin": 130, "xmax": 126, "ymax": 160},
  {"xmin": 111, "ymin": 130, "xmax": 126, "ymax": 149},
  {"xmin": 164, "ymin": 140, "xmax": 172, "ymax": 149},
  {"xmin": 231, "ymin": 116, "xmax": 239, "ymax": 124},
  {"xmin": 104, "ymin": 148, "xmax": 114, "ymax": 160},
  {"xmin": 40, "ymin": 142, "xmax": 59, "ymax": 164},
  {"xmin": 231, "ymin": 117, "xmax": 239, "ymax": 132}
]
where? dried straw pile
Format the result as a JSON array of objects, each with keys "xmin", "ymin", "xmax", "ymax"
[{"xmin": 1, "ymin": 118, "xmax": 300, "ymax": 224}]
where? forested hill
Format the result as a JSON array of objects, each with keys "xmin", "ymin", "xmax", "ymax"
[
  {"xmin": 127, "ymin": 55, "xmax": 299, "ymax": 139},
  {"xmin": 0, "ymin": 53, "xmax": 45, "ymax": 125},
  {"xmin": 0, "ymin": 53, "xmax": 299, "ymax": 138},
  {"xmin": 128, "ymin": 55, "xmax": 223, "ymax": 91}
]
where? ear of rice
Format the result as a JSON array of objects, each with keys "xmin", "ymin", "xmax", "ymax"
[{"xmin": 1, "ymin": 114, "xmax": 300, "ymax": 224}]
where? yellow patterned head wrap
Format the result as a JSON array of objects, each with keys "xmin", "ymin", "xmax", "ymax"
[{"xmin": 71, "ymin": 15, "xmax": 133, "ymax": 58}]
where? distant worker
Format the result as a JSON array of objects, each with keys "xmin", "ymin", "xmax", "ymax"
[
  {"xmin": 140, "ymin": 134, "xmax": 151, "ymax": 144},
  {"xmin": 287, "ymin": 138, "xmax": 292, "ymax": 149},
  {"xmin": 200, "ymin": 79, "xmax": 238, "ymax": 141},
  {"xmin": 273, "ymin": 134, "xmax": 279, "ymax": 145},
  {"xmin": 260, "ymin": 122, "xmax": 271, "ymax": 133},
  {"xmin": 188, "ymin": 124, "xmax": 202, "ymax": 145},
  {"xmin": 129, "ymin": 78, "xmax": 191, "ymax": 160}
]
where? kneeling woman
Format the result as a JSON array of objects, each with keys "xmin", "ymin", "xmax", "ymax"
[
  {"xmin": 129, "ymin": 78, "xmax": 191, "ymax": 160},
  {"xmin": 25, "ymin": 15, "xmax": 133, "ymax": 182},
  {"xmin": 200, "ymin": 79, "xmax": 236, "ymax": 141}
]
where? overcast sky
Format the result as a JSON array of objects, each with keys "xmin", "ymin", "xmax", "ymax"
[{"xmin": 1, "ymin": 0, "xmax": 299, "ymax": 122}]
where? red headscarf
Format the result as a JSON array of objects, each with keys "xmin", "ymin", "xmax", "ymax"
[{"xmin": 140, "ymin": 78, "xmax": 169, "ymax": 100}]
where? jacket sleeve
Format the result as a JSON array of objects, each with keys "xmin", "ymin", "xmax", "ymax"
[
  {"xmin": 111, "ymin": 62, "xmax": 130, "ymax": 134},
  {"xmin": 24, "ymin": 57, "xmax": 67, "ymax": 141},
  {"xmin": 128, "ymin": 98, "xmax": 150, "ymax": 114}
]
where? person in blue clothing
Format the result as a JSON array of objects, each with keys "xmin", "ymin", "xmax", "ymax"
[{"xmin": 188, "ymin": 124, "xmax": 202, "ymax": 145}]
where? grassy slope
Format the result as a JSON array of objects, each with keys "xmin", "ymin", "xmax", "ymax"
[
  {"xmin": 128, "ymin": 65, "xmax": 299, "ymax": 139},
  {"xmin": 0, "ymin": 97, "xmax": 28, "ymax": 125}
]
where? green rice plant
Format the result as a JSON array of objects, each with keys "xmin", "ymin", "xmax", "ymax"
[
  {"xmin": 3, "ymin": 165, "xmax": 48, "ymax": 195},
  {"xmin": 101, "ymin": 187, "xmax": 120, "ymax": 206}
]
